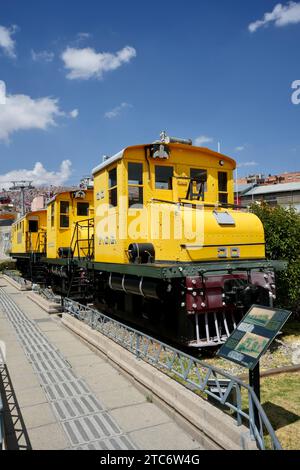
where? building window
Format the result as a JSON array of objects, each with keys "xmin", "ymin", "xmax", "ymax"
[
  {"xmin": 108, "ymin": 167, "xmax": 117, "ymax": 207},
  {"xmin": 77, "ymin": 202, "xmax": 89, "ymax": 217},
  {"xmin": 29, "ymin": 220, "xmax": 38, "ymax": 232},
  {"xmin": 51, "ymin": 203, "xmax": 55, "ymax": 228},
  {"xmin": 155, "ymin": 166, "xmax": 173, "ymax": 190},
  {"xmin": 60, "ymin": 201, "xmax": 69, "ymax": 228},
  {"xmin": 128, "ymin": 162, "xmax": 143, "ymax": 208},
  {"xmin": 218, "ymin": 172, "xmax": 228, "ymax": 204}
]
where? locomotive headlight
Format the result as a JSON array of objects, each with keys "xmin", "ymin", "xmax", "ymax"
[{"xmin": 219, "ymin": 159, "xmax": 225, "ymax": 166}]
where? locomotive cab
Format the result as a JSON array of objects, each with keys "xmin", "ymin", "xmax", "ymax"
[
  {"xmin": 92, "ymin": 136, "xmax": 265, "ymax": 265},
  {"xmin": 11, "ymin": 209, "xmax": 47, "ymax": 256},
  {"xmin": 46, "ymin": 189, "xmax": 94, "ymax": 259}
]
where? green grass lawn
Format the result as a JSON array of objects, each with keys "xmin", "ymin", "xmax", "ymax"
[
  {"xmin": 200, "ymin": 320, "xmax": 300, "ymax": 449},
  {"xmin": 260, "ymin": 372, "xmax": 300, "ymax": 450}
]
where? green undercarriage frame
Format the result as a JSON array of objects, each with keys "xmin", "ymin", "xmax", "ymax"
[
  {"xmin": 39, "ymin": 257, "xmax": 287, "ymax": 279},
  {"xmin": 10, "ymin": 252, "xmax": 287, "ymax": 279}
]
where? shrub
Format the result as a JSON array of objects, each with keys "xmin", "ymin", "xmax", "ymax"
[
  {"xmin": 0, "ymin": 260, "xmax": 16, "ymax": 272},
  {"xmin": 251, "ymin": 203, "xmax": 300, "ymax": 316}
]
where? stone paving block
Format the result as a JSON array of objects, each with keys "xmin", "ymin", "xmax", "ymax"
[
  {"xmin": 28, "ymin": 422, "xmax": 70, "ymax": 450},
  {"xmin": 99, "ymin": 385, "xmax": 146, "ymax": 410},
  {"xmin": 49, "ymin": 339, "xmax": 95, "ymax": 358},
  {"xmin": 21, "ymin": 402, "xmax": 58, "ymax": 429},
  {"xmin": 43, "ymin": 330, "xmax": 79, "ymax": 343},
  {"xmin": 15, "ymin": 385, "xmax": 48, "ymax": 408},
  {"xmin": 63, "ymin": 352, "xmax": 106, "ymax": 368},
  {"xmin": 6, "ymin": 357, "xmax": 34, "ymax": 373},
  {"xmin": 73, "ymin": 361, "xmax": 118, "ymax": 378},
  {"xmin": 129, "ymin": 422, "xmax": 202, "ymax": 450},
  {"xmin": 7, "ymin": 369, "xmax": 40, "ymax": 391},
  {"xmin": 111, "ymin": 402, "xmax": 171, "ymax": 433},
  {"xmin": 35, "ymin": 322, "xmax": 62, "ymax": 332},
  {"xmin": 87, "ymin": 371, "xmax": 132, "ymax": 394}
]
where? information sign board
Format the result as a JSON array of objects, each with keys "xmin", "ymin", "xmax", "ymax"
[{"xmin": 217, "ymin": 305, "xmax": 292, "ymax": 370}]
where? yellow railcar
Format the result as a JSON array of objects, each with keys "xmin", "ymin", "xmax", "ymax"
[
  {"xmin": 10, "ymin": 209, "xmax": 47, "ymax": 281},
  {"xmin": 46, "ymin": 189, "xmax": 94, "ymax": 259},
  {"xmin": 11, "ymin": 209, "xmax": 47, "ymax": 255}
]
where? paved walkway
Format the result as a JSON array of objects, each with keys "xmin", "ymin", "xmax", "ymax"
[{"xmin": 0, "ymin": 278, "xmax": 203, "ymax": 450}]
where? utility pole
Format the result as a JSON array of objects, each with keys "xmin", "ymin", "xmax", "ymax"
[{"xmin": 9, "ymin": 181, "xmax": 34, "ymax": 216}]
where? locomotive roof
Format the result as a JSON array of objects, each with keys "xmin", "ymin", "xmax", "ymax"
[
  {"xmin": 92, "ymin": 143, "xmax": 236, "ymax": 175},
  {"xmin": 12, "ymin": 208, "xmax": 46, "ymax": 226},
  {"xmin": 46, "ymin": 188, "xmax": 93, "ymax": 206}
]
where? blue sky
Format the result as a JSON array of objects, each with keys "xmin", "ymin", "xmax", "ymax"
[{"xmin": 0, "ymin": 0, "xmax": 299, "ymax": 186}]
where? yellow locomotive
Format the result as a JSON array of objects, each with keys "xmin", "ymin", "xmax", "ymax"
[{"xmin": 11, "ymin": 133, "xmax": 281, "ymax": 347}]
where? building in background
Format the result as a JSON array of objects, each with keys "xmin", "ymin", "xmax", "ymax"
[
  {"xmin": 0, "ymin": 196, "xmax": 17, "ymax": 259},
  {"xmin": 235, "ymin": 172, "xmax": 300, "ymax": 212}
]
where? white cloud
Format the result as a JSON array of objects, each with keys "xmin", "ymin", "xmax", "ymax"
[
  {"xmin": 237, "ymin": 161, "xmax": 258, "ymax": 168},
  {"xmin": 0, "ymin": 25, "xmax": 17, "ymax": 58},
  {"xmin": 31, "ymin": 49, "xmax": 54, "ymax": 62},
  {"xmin": 0, "ymin": 160, "xmax": 72, "ymax": 189},
  {"xmin": 104, "ymin": 102, "xmax": 132, "ymax": 119},
  {"xmin": 0, "ymin": 93, "xmax": 64, "ymax": 142},
  {"xmin": 235, "ymin": 146, "xmax": 245, "ymax": 152},
  {"xmin": 249, "ymin": 2, "xmax": 300, "ymax": 33},
  {"xmin": 61, "ymin": 45, "xmax": 137, "ymax": 80},
  {"xmin": 69, "ymin": 108, "xmax": 79, "ymax": 118},
  {"xmin": 194, "ymin": 135, "xmax": 214, "ymax": 146},
  {"xmin": 77, "ymin": 32, "xmax": 91, "ymax": 40}
]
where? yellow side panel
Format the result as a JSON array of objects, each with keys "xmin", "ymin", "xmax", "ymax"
[{"xmin": 46, "ymin": 190, "xmax": 94, "ymax": 259}]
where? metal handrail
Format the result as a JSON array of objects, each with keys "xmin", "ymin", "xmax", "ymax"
[
  {"xmin": 70, "ymin": 218, "xmax": 94, "ymax": 260},
  {"xmin": 25, "ymin": 231, "xmax": 46, "ymax": 254},
  {"xmin": 34, "ymin": 231, "xmax": 46, "ymax": 254},
  {"xmin": 63, "ymin": 298, "xmax": 282, "ymax": 450}
]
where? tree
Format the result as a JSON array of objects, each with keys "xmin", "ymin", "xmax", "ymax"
[{"xmin": 251, "ymin": 203, "xmax": 300, "ymax": 316}]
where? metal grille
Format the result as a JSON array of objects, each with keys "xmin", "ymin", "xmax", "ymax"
[{"xmin": 0, "ymin": 287, "xmax": 136, "ymax": 450}]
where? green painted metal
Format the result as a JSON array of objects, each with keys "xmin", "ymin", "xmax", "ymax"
[{"xmin": 39, "ymin": 257, "xmax": 287, "ymax": 279}]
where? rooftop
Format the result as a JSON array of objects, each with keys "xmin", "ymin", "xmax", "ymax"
[{"xmin": 242, "ymin": 182, "xmax": 300, "ymax": 196}]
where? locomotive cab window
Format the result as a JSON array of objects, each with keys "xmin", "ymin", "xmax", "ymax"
[
  {"xmin": 190, "ymin": 168, "xmax": 207, "ymax": 200},
  {"xmin": 155, "ymin": 166, "xmax": 173, "ymax": 190},
  {"xmin": 29, "ymin": 220, "xmax": 38, "ymax": 232},
  {"xmin": 77, "ymin": 202, "xmax": 89, "ymax": 217},
  {"xmin": 108, "ymin": 167, "xmax": 117, "ymax": 207},
  {"xmin": 60, "ymin": 201, "xmax": 69, "ymax": 228},
  {"xmin": 218, "ymin": 171, "xmax": 228, "ymax": 204},
  {"xmin": 128, "ymin": 162, "xmax": 143, "ymax": 208}
]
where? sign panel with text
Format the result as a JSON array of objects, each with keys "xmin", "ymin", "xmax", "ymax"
[{"xmin": 217, "ymin": 305, "xmax": 292, "ymax": 370}]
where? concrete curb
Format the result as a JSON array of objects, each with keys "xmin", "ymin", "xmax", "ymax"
[
  {"xmin": 2, "ymin": 274, "xmax": 32, "ymax": 291},
  {"xmin": 27, "ymin": 292, "xmax": 62, "ymax": 314},
  {"xmin": 62, "ymin": 313, "xmax": 257, "ymax": 450}
]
